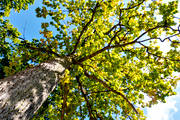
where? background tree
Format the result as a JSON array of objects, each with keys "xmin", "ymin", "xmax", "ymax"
[{"xmin": 0, "ymin": 0, "xmax": 180, "ymax": 120}]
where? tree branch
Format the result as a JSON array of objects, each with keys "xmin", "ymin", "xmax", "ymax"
[
  {"xmin": 76, "ymin": 76, "xmax": 95, "ymax": 120},
  {"xmin": 23, "ymin": 42, "xmax": 62, "ymax": 58},
  {"xmin": 104, "ymin": 23, "xmax": 125, "ymax": 35},
  {"xmin": 11, "ymin": 35, "xmax": 63, "ymax": 58},
  {"xmin": 70, "ymin": 2, "xmax": 100, "ymax": 55},
  {"xmin": 127, "ymin": 26, "xmax": 161, "ymax": 43},
  {"xmin": 90, "ymin": 90, "xmax": 110, "ymax": 94},
  {"xmin": 139, "ymin": 42, "xmax": 180, "ymax": 62},
  {"xmin": 108, "ymin": 29, "xmax": 121, "ymax": 46},
  {"xmin": 138, "ymin": 34, "xmax": 180, "ymax": 43},
  {"xmin": 75, "ymin": 45, "xmax": 110, "ymax": 64},
  {"xmin": 84, "ymin": 71, "xmax": 138, "ymax": 114},
  {"xmin": 75, "ymin": 26, "xmax": 161, "ymax": 64},
  {"xmin": 61, "ymin": 83, "xmax": 69, "ymax": 120}
]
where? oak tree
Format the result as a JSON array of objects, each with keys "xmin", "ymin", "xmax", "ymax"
[{"xmin": 0, "ymin": 0, "xmax": 180, "ymax": 120}]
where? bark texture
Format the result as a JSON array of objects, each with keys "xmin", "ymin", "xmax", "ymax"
[{"xmin": 0, "ymin": 58, "xmax": 68, "ymax": 120}]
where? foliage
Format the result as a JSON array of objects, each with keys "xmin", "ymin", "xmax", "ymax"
[
  {"xmin": 0, "ymin": 0, "xmax": 34, "ymax": 16},
  {"xmin": 0, "ymin": 0, "xmax": 35, "ymax": 77},
  {"xmin": 1, "ymin": 0, "xmax": 180, "ymax": 119}
]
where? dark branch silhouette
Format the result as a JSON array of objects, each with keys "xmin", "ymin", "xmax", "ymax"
[{"xmin": 139, "ymin": 42, "xmax": 180, "ymax": 62}]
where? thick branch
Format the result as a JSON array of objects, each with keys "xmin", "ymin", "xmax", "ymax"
[
  {"xmin": 84, "ymin": 71, "xmax": 138, "ymax": 114},
  {"xmin": 75, "ymin": 45, "xmax": 110, "ymax": 63}
]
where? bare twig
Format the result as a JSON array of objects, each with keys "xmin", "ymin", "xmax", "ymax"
[
  {"xmin": 138, "ymin": 34, "xmax": 180, "ymax": 43},
  {"xmin": 121, "ymin": 0, "xmax": 145, "ymax": 10},
  {"xmin": 139, "ymin": 42, "xmax": 180, "ymax": 62}
]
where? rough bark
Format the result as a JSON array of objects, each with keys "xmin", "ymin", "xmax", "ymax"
[{"xmin": 0, "ymin": 58, "xmax": 69, "ymax": 120}]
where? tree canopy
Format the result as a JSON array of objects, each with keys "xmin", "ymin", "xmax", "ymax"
[{"xmin": 0, "ymin": 0, "xmax": 180, "ymax": 119}]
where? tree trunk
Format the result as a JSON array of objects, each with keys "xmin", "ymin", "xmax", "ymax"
[{"xmin": 0, "ymin": 58, "xmax": 69, "ymax": 120}]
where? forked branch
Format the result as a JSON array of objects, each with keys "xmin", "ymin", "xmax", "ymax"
[
  {"xmin": 75, "ymin": 26, "xmax": 162, "ymax": 63},
  {"xmin": 139, "ymin": 42, "xmax": 180, "ymax": 62},
  {"xmin": 84, "ymin": 71, "xmax": 138, "ymax": 114}
]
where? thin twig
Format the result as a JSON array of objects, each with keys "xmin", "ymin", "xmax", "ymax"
[
  {"xmin": 139, "ymin": 42, "xmax": 180, "ymax": 62},
  {"xmin": 11, "ymin": 35, "xmax": 62, "ymax": 58},
  {"xmin": 121, "ymin": 0, "xmax": 145, "ymax": 10}
]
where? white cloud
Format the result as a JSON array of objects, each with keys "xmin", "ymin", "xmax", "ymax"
[
  {"xmin": 146, "ymin": 82, "xmax": 180, "ymax": 120},
  {"xmin": 146, "ymin": 98, "xmax": 177, "ymax": 120}
]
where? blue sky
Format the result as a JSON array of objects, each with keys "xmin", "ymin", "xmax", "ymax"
[
  {"xmin": 7, "ymin": 0, "xmax": 43, "ymax": 40},
  {"xmin": 6, "ymin": 0, "xmax": 180, "ymax": 119}
]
